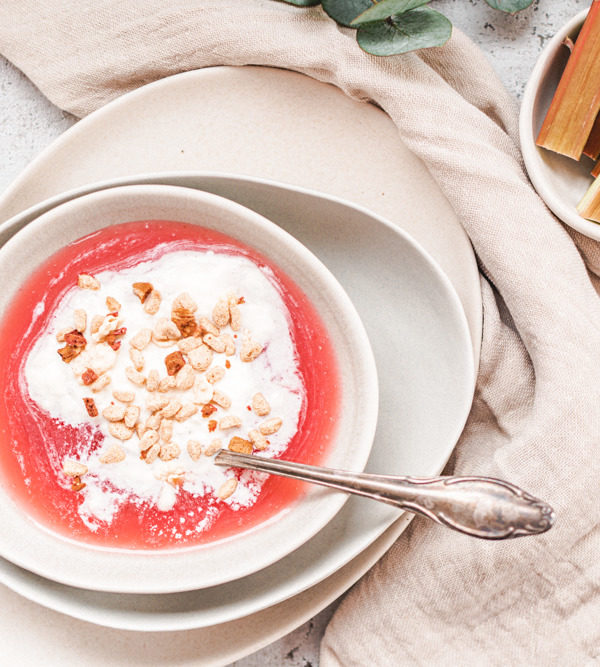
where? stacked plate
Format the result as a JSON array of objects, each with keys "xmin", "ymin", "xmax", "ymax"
[{"xmin": 0, "ymin": 67, "xmax": 480, "ymax": 665}]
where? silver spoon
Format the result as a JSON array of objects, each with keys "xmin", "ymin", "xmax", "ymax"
[{"xmin": 214, "ymin": 450, "xmax": 555, "ymax": 539}]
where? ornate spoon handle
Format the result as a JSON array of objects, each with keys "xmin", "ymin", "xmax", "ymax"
[{"xmin": 214, "ymin": 450, "xmax": 555, "ymax": 539}]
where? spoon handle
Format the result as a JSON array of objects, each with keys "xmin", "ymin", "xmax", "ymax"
[{"xmin": 214, "ymin": 450, "xmax": 555, "ymax": 540}]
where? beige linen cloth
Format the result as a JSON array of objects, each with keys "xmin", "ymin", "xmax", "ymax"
[{"xmin": 1, "ymin": 1, "xmax": 600, "ymax": 664}]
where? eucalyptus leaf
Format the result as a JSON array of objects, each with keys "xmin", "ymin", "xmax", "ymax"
[
  {"xmin": 356, "ymin": 8, "xmax": 452, "ymax": 56},
  {"xmin": 351, "ymin": 0, "xmax": 430, "ymax": 26},
  {"xmin": 484, "ymin": 0, "xmax": 533, "ymax": 13},
  {"xmin": 321, "ymin": 0, "xmax": 372, "ymax": 28},
  {"xmin": 281, "ymin": 0, "xmax": 321, "ymax": 6}
]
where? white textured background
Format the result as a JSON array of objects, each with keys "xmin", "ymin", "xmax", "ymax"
[{"xmin": 0, "ymin": 1, "xmax": 587, "ymax": 665}]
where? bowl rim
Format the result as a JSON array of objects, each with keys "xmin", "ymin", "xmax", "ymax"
[
  {"xmin": 0, "ymin": 183, "xmax": 379, "ymax": 593},
  {"xmin": 519, "ymin": 8, "xmax": 600, "ymax": 240}
]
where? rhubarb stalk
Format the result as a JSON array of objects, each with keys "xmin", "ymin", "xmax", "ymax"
[{"xmin": 578, "ymin": 176, "xmax": 600, "ymax": 222}]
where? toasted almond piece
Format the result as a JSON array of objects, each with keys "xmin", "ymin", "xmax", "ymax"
[
  {"xmin": 106, "ymin": 296, "xmax": 121, "ymax": 312},
  {"xmin": 144, "ymin": 442, "xmax": 160, "ymax": 464},
  {"xmin": 125, "ymin": 366, "xmax": 146, "ymax": 386},
  {"xmin": 158, "ymin": 375, "xmax": 176, "ymax": 392},
  {"xmin": 187, "ymin": 439, "xmax": 203, "ymax": 461},
  {"xmin": 90, "ymin": 314, "xmax": 104, "ymax": 335},
  {"xmin": 55, "ymin": 327, "xmax": 72, "ymax": 343},
  {"xmin": 228, "ymin": 436, "xmax": 253, "ymax": 454},
  {"xmin": 99, "ymin": 444, "xmax": 126, "ymax": 464},
  {"xmin": 164, "ymin": 351, "xmax": 185, "ymax": 376},
  {"xmin": 259, "ymin": 417, "xmax": 282, "ymax": 436},
  {"xmin": 90, "ymin": 373, "xmax": 111, "ymax": 392},
  {"xmin": 132, "ymin": 281, "xmax": 153, "ymax": 304},
  {"xmin": 175, "ymin": 403, "xmax": 198, "ymax": 422},
  {"xmin": 229, "ymin": 303, "xmax": 241, "ymax": 332},
  {"xmin": 145, "ymin": 414, "xmax": 162, "ymax": 432},
  {"xmin": 139, "ymin": 429, "xmax": 159, "ymax": 452},
  {"xmin": 188, "ymin": 344, "xmax": 213, "ymax": 372},
  {"xmin": 203, "ymin": 333, "xmax": 226, "ymax": 353},
  {"xmin": 204, "ymin": 438, "xmax": 222, "ymax": 456},
  {"xmin": 147, "ymin": 396, "xmax": 169, "ymax": 413},
  {"xmin": 173, "ymin": 292, "xmax": 198, "ymax": 313},
  {"xmin": 130, "ymin": 328, "xmax": 152, "ymax": 351},
  {"xmin": 112, "ymin": 390, "xmax": 135, "ymax": 403},
  {"xmin": 248, "ymin": 428, "xmax": 269, "ymax": 451},
  {"xmin": 206, "ymin": 366, "xmax": 225, "ymax": 384},
  {"xmin": 197, "ymin": 316, "xmax": 219, "ymax": 337},
  {"xmin": 178, "ymin": 337, "xmax": 202, "ymax": 353},
  {"xmin": 175, "ymin": 364, "xmax": 195, "ymax": 391},
  {"xmin": 146, "ymin": 369, "xmax": 160, "ymax": 392},
  {"xmin": 252, "ymin": 392, "xmax": 271, "ymax": 417},
  {"xmin": 144, "ymin": 289, "xmax": 162, "ymax": 315},
  {"xmin": 108, "ymin": 421, "xmax": 134, "ymax": 441},
  {"xmin": 154, "ymin": 317, "xmax": 181, "ymax": 342},
  {"xmin": 219, "ymin": 415, "xmax": 242, "ymax": 430},
  {"xmin": 63, "ymin": 459, "xmax": 88, "ymax": 477},
  {"xmin": 159, "ymin": 419, "xmax": 173, "ymax": 443},
  {"xmin": 135, "ymin": 422, "xmax": 145, "ymax": 438},
  {"xmin": 73, "ymin": 309, "xmax": 87, "ymax": 333},
  {"xmin": 193, "ymin": 377, "xmax": 214, "ymax": 405},
  {"xmin": 240, "ymin": 335, "xmax": 263, "ymax": 362},
  {"xmin": 172, "ymin": 294, "xmax": 198, "ymax": 337},
  {"xmin": 57, "ymin": 345, "xmax": 82, "ymax": 363},
  {"xmin": 221, "ymin": 333, "xmax": 236, "ymax": 356},
  {"xmin": 212, "ymin": 389, "xmax": 232, "ymax": 410},
  {"xmin": 83, "ymin": 397, "xmax": 98, "ymax": 417},
  {"xmin": 92, "ymin": 313, "xmax": 122, "ymax": 343},
  {"xmin": 160, "ymin": 400, "xmax": 183, "ymax": 419},
  {"xmin": 78, "ymin": 273, "xmax": 100, "ymax": 290},
  {"xmin": 212, "ymin": 298, "xmax": 230, "ymax": 328},
  {"xmin": 102, "ymin": 403, "xmax": 127, "ymax": 422},
  {"xmin": 159, "ymin": 442, "xmax": 181, "ymax": 462},
  {"xmin": 217, "ymin": 478, "xmax": 238, "ymax": 500},
  {"xmin": 124, "ymin": 405, "xmax": 140, "ymax": 429},
  {"xmin": 129, "ymin": 348, "xmax": 145, "ymax": 372}
]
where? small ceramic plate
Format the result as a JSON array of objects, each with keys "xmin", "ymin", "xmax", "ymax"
[
  {"xmin": 0, "ymin": 184, "xmax": 379, "ymax": 594},
  {"xmin": 519, "ymin": 9, "xmax": 600, "ymax": 239}
]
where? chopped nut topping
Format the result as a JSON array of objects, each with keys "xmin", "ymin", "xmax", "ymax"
[
  {"xmin": 204, "ymin": 438, "xmax": 221, "ymax": 456},
  {"xmin": 159, "ymin": 419, "xmax": 173, "ymax": 443},
  {"xmin": 158, "ymin": 375, "xmax": 176, "ymax": 392},
  {"xmin": 221, "ymin": 334, "xmax": 236, "ymax": 356},
  {"xmin": 132, "ymin": 282, "xmax": 153, "ymax": 304},
  {"xmin": 259, "ymin": 417, "xmax": 282, "ymax": 435},
  {"xmin": 212, "ymin": 298, "xmax": 230, "ymax": 328},
  {"xmin": 178, "ymin": 337, "xmax": 202, "ymax": 353},
  {"xmin": 252, "ymin": 393, "xmax": 271, "ymax": 416},
  {"xmin": 108, "ymin": 421, "xmax": 134, "ymax": 441},
  {"xmin": 124, "ymin": 405, "xmax": 140, "ymax": 429},
  {"xmin": 165, "ymin": 350, "xmax": 185, "ymax": 376},
  {"xmin": 203, "ymin": 333, "xmax": 226, "ymax": 353},
  {"xmin": 212, "ymin": 389, "xmax": 232, "ymax": 410},
  {"xmin": 240, "ymin": 335, "xmax": 263, "ymax": 362},
  {"xmin": 160, "ymin": 400, "xmax": 183, "ymax": 419},
  {"xmin": 78, "ymin": 273, "xmax": 100, "ymax": 290},
  {"xmin": 90, "ymin": 373, "xmax": 111, "ymax": 392},
  {"xmin": 102, "ymin": 403, "xmax": 127, "ymax": 422},
  {"xmin": 208, "ymin": 419, "xmax": 217, "ymax": 433},
  {"xmin": 112, "ymin": 390, "xmax": 135, "ymax": 403},
  {"xmin": 159, "ymin": 442, "xmax": 181, "ymax": 462},
  {"xmin": 147, "ymin": 396, "xmax": 169, "ymax": 413},
  {"xmin": 193, "ymin": 377, "xmax": 214, "ymax": 405},
  {"xmin": 130, "ymin": 328, "xmax": 152, "ymax": 350},
  {"xmin": 154, "ymin": 318, "xmax": 181, "ymax": 343},
  {"xmin": 172, "ymin": 292, "xmax": 198, "ymax": 337},
  {"xmin": 144, "ymin": 442, "xmax": 161, "ymax": 464},
  {"xmin": 206, "ymin": 366, "xmax": 225, "ymax": 384},
  {"xmin": 188, "ymin": 344, "xmax": 213, "ymax": 372},
  {"xmin": 73, "ymin": 309, "xmax": 87, "ymax": 333},
  {"xmin": 63, "ymin": 459, "xmax": 88, "ymax": 477},
  {"xmin": 58, "ymin": 345, "xmax": 82, "ymax": 363},
  {"xmin": 145, "ymin": 413, "xmax": 162, "ymax": 431},
  {"xmin": 217, "ymin": 477, "xmax": 238, "ymax": 500},
  {"xmin": 83, "ymin": 397, "xmax": 98, "ymax": 417},
  {"xmin": 125, "ymin": 366, "xmax": 146, "ymax": 386},
  {"xmin": 146, "ymin": 369, "xmax": 160, "ymax": 392},
  {"xmin": 82, "ymin": 368, "xmax": 98, "ymax": 386},
  {"xmin": 201, "ymin": 403, "xmax": 218, "ymax": 418},
  {"xmin": 197, "ymin": 317, "xmax": 219, "ymax": 337},
  {"xmin": 144, "ymin": 289, "xmax": 162, "ymax": 315},
  {"xmin": 175, "ymin": 364, "xmax": 195, "ymax": 390},
  {"xmin": 129, "ymin": 347, "xmax": 145, "ymax": 371},
  {"xmin": 93, "ymin": 314, "xmax": 121, "ymax": 343},
  {"xmin": 106, "ymin": 296, "xmax": 121, "ymax": 312},
  {"xmin": 175, "ymin": 403, "xmax": 198, "ymax": 422},
  {"xmin": 228, "ymin": 436, "xmax": 253, "ymax": 454},
  {"xmin": 248, "ymin": 429, "xmax": 269, "ymax": 451},
  {"xmin": 173, "ymin": 292, "xmax": 198, "ymax": 313},
  {"xmin": 99, "ymin": 444, "xmax": 126, "ymax": 464},
  {"xmin": 219, "ymin": 415, "xmax": 242, "ymax": 430},
  {"xmin": 64, "ymin": 330, "xmax": 87, "ymax": 347},
  {"xmin": 139, "ymin": 429, "xmax": 159, "ymax": 452},
  {"xmin": 187, "ymin": 439, "xmax": 203, "ymax": 461},
  {"xmin": 105, "ymin": 327, "xmax": 127, "ymax": 351},
  {"xmin": 90, "ymin": 314, "xmax": 104, "ymax": 335},
  {"xmin": 229, "ymin": 303, "xmax": 241, "ymax": 332},
  {"xmin": 55, "ymin": 327, "xmax": 72, "ymax": 343}
]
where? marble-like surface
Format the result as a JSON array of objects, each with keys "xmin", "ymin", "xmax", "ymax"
[{"xmin": 0, "ymin": 1, "xmax": 587, "ymax": 665}]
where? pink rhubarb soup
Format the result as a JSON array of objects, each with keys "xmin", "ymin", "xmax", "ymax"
[{"xmin": 0, "ymin": 220, "xmax": 340, "ymax": 549}]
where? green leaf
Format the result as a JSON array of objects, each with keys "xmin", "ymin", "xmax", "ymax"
[
  {"xmin": 484, "ymin": 0, "xmax": 533, "ymax": 13},
  {"xmin": 321, "ymin": 0, "xmax": 373, "ymax": 28},
  {"xmin": 280, "ymin": 0, "xmax": 321, "ymax": 6},
  {"xmin": 351, "ymin": 0, "xmax": 430, "ymax": 26},
  {"xmin": 356, "ymin": 8, "xmax": 452, "ymax": 56}
]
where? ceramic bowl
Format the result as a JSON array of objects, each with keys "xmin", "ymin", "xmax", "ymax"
[
  {"xmin": 519, "ymin": 9, "xmax": 600, "ymax": 239},
  {"xmin": 0, "ymin": 184, "xmax": 379, "ymax": 593}
]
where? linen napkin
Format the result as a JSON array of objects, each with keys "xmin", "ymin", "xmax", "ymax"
[{"xmin": 1, "ymin": 1, "xmax": 600, "ymax": 664}]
